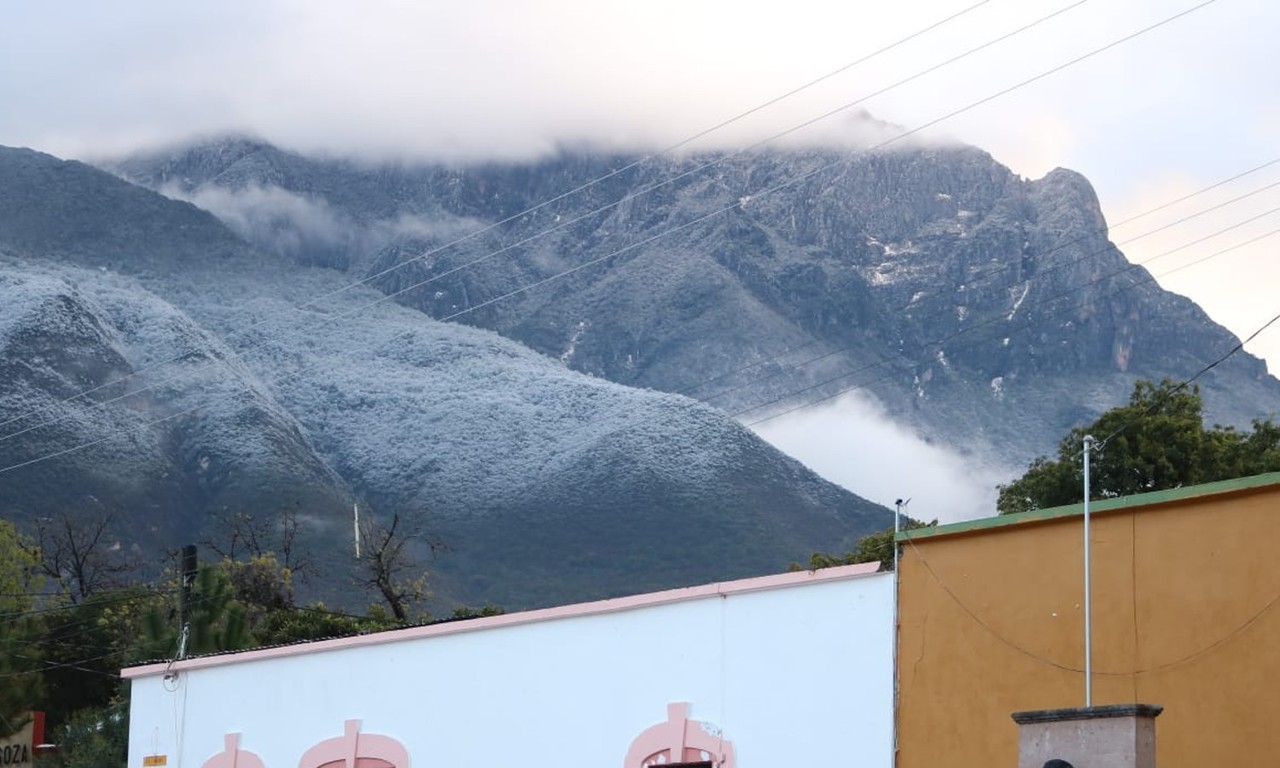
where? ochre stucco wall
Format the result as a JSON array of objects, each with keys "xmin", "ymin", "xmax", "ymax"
[{"xmin": 896, "ymin": 479, "xmax": 1280, "ymax": 767}]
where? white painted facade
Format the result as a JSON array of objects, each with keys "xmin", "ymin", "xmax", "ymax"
[{"xmin": 125, "ymin": 564, "xmax": 893, "ymax": 768}]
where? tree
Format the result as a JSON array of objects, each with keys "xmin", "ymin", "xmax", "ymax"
[
  {"xmin": 35, "ymin": 588, "xmax": 154, "ymax": 727},
  {"xmin": 134, "ymin": 566, "xmax": 251, "ymax": 662},
  {"xmin": 0, "ymin": 521, "xmax": 41, "ymax": 602},
  {"xmin": 794, "ymin": 517, "xmax": 935, "ymax": 572},
  {"xmin": 0, "ymin": 521, "xmax": 44, "ymax": 738},
  {"xmin": 204, "ymin": 505, "xmax": 314, "ymax": 586},
  {"xmin": 25, "ymin": 511, "xmax": 137, "ymax": 604},
  {"xmin": 49, "ymin": 696, "xmax": 129, "ymax": 768},
  {"xmin": 219, "ymin": 553, "xmax": 294, "ymax": 613},
  {"xmin": 356, "ymin": 510, "xmax": 438, "ymax": 623},
  {"xmin": 0, "ymin": 615, "xmax": 43, "ymax": 740},
  {"xmin": 997, "ymin": 379, "xmax": 1280, "ymax": 515},
  {"xmin": 253, "ymin": 604, "xmax": 397, "ymax": 646}
]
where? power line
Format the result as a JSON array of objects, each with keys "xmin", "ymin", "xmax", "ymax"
[
  {"xmin": 0, "ymin": 0, "xmax": 997, "ymax": 443},
  {"xmin": 414, "ymin": 3, "xmax": 1215, "ymax": 323},
  {"xmin": 0, "ymin": 0, "xmax": 1216, "ymax": 478},
  {"xmin": 902, "ymin": 531, "xmax": 1280, "ymax": 676},
  {"xmin": 0, "ymin": 586, "xmax": 166, "ymax": 621},
  {"xmin": 899, "ymin": 176, "xmax": 1280, "ymax": 333},
  {"xmin": 678, "ymin": 196, "xmax": 1280, "ymax": 409},
  {"xmin": 0, "ymin": 0, "xmax": 1078, "ymax": 447},
  {"xmin": 737, "ymin": 227, "xmax": 1280, "ymax": 427},
  {"xmin": 678, "ymin": 155, "xmax": 1280, "ymax": 402},
  {"xmin": 1092, "ymin": 308, "xmax": 1280, "ymax": 451},
  {"xmin": 727, "ymin": 201, "xmax": 1280, "ymax": 421}
]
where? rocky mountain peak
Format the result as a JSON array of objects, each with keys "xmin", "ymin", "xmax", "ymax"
[{"xmin": 111, "ymin": 137, "xmax": 1280, "ymax": 471}]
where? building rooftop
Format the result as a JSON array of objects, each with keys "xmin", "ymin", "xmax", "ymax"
[
  {"xmin": 122, "ymin": 560, "xmax": 883, "ymax": 680},
  {"xmin": 899, "ymin": 470, "xmax": 1280, "ymax": 542}
]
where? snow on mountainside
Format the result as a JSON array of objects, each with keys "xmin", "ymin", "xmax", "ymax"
[
  {"xmin": 0, "ymin": 260, "xmax": 355, "ymax": 548},
  {"xmin": 112, "ymin": 138, "xmax": 1280, "ymax": 478},
  {"xmin": 0, "ymin": 145, "xmax": 888, "ymax": 609}
]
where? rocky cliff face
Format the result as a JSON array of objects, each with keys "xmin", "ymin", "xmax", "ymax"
[
  {"xmin": 114, "ymin": 139, "xmax": 1280, "ymax": 469},
  {"xmin": 0, "ymin": 146, "xmax": 889, "ymax": 609}
]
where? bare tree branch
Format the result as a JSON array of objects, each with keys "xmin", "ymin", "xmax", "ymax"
[
  {"xmin": 356, "ymin": 509, "xmax": 432, "ymax": 622},
  {"xmin": 28, "ymin": 511, "xmax": 137, "ymax": 603}
]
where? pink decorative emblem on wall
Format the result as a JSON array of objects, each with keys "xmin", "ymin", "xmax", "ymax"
[
  {"xmin": 297, "ymin": 719, "xmax": 410, "ymax": 768},
  {"xmin": 624, "ymin": 702, "xmax": 736, "ymax": 768},
  {"xmin": 203, "ymin": 733, "xmax": 266, "ymax": 768}
]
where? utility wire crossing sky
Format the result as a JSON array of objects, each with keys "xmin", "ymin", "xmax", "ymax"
[{"xmin": 0, "ymin": 0, "xmax": 1276, "ymax": 520}]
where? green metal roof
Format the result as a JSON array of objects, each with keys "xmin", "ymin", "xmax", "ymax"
[{"xmin": 897, "ymin": 471, "xmax": 1280, "ymax": 542}]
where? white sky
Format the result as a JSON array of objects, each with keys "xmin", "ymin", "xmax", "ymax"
[{"xmin": 1, "ymin": 0, "xmax": 1276, "ymax": 518}]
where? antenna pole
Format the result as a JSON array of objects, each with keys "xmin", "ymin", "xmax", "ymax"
[
  {"xmin": 354, "ymin": 503, "xmax": 361, "ymax": 559},
  {"xmin": 891, "ymin": 497, "xmax": 909, "ymax": 767},
  {"xmin": 893, "ymin": 499, "xmax": 904, "ymax": 573}
]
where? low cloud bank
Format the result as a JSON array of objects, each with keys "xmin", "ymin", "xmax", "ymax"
[{"xmin": 750, "ymin": 391, "xmax": 1012, "ymax": 524}]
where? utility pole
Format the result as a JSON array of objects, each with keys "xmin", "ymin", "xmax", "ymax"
[
  {"xmin": 1082, "ymin": 435, "xmax": 1096, "ymax": 707},
  {"xmin": 177, "ymin": 544, "xmax": 197, "ymax": 661}
]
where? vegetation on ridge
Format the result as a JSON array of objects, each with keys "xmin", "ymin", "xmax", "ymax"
[
  {"xmin": 0, "ymin": 504, "xmax": 500, "ymax": 766},
  {"xmin": 997, "ymin": 379, "xmax": 1280, "ymax": 515}
]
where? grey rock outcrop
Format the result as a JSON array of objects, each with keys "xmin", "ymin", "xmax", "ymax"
[{"xmin": 114, "ymin": 139, "xmax": 1280, "ymax": 470}]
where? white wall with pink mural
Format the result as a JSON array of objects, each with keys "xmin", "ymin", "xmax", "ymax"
[{"xmin": 125, "ymin": 563, "xmax": 893, "ymax": 768}]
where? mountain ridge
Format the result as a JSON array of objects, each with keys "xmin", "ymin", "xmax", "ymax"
[
  {"xmin": 109, "ymin": 138, "xmax": 1280, "ymax": 473},
  {"xmin": 0, "ymin": 144, "xmax": 890, "ymax": 610}
]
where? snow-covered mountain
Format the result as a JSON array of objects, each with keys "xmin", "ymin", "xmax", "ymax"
[
  {"xmin": 0, "ymin": 146, "xmax": 888, "ymax": 609},
  {"xmin": 113, "ymin": 138, "xmax": 1280, "ymax": 474}
]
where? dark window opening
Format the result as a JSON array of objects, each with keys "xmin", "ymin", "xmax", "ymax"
[{"xmin": 666, "ymin": 763, "xmax": 713, "ymax": 768}]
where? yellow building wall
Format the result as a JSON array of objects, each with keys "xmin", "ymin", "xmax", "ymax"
[{"xmin": 896, "ymin": 475, "xmax": 1280, "ymax": 767}]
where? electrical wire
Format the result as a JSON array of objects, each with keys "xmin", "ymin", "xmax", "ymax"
[
  {"xmin": 0, "ymin": 0, "xmax": 998, "ymax": 442},
  {"xmin": 678, "ymin": 154, "xmax": 1280, "ymax": 402},
  {"xmin": 734, "ymin": 223, "xmax": 1280, "ymax": 425},
  {"xmin": 1092, "ymin": 308, "xmax": 1280, "ymax": 451},
  {"xmin": 392, "ymin": 3, "xmax": 1216, "ymax": 327},
  {"xmin": 698, "ymin": 175, "xmax": 1280, "ymax": 406},
  {"xmin": 900, "ymin": 176, "xmax": 1280, "ymax": 331},
  {"xmin": 902, "ymin": 523, "xmax": 1280, "ymax": 676},
  {"xmin": 0, "ymin": 0, "xmax": 1077, "ymax": 448},
  {"xmin": 0, "ymin": 595, "xmax": 373, "ymax": 684},
  {"xmin": 0, "ymin": 649, "xmax": 125, "ymax": 681},
  {"xmin": 0, "ymin": 586, "xmax": 166, "ymax": 621},
  {"xmin": 0, "ymin": 1, "xmax": 1218, "ymax": 479}
]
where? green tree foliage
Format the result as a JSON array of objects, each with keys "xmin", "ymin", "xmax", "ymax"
[
  {"xmin": 12, "ymin": 518, "xmax": 488, "ymax": 757},
  {"xmin": 35, "ymin": 588, "xmax": 156, "ymax": 727},
  {"xmin": 47, "ymin": 697, "xmax": 129, "ymax": 768},
  {"xmin": 794, "ymin": 517, "xmax": 935, "ymax": 572},
  {"xmin": 0, "ymin": 615, "xmax": 44, "ymax": 740},
  {"xmin": 997, "ymin": 379, "xmax": 1280, "ymax": 515},
  {"xmin": 253, "ymin": 604, "xmax": 397, "ymax": 647},
  {"xmin": 0, "ymin": 520, "xmax": 42, "ymax": 602},
  {"xmin": 0, "ymin": 520, "xmax": 44, "ymax": 738},
  {"xmin": 134, "ymin": 567, "xmax": 250, "ymax": 662}
]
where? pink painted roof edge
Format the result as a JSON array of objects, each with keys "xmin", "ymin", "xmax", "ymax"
[{"xmin": 122, "ymin": 561, "xmax": 883, "ymax": 679}]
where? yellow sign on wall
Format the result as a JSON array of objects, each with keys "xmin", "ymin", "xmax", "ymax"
[{"xmin": 142, "ymin": 756, "xmax": 168, "ymax": 766}]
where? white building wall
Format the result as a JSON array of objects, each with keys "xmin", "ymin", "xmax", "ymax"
[{"xmin": 127, "ymin": 567, "xmax": 893, "ymax": 768}]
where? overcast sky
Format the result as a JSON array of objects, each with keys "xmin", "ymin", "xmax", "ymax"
[{"xmin": 1, "ymin": 0, "xmax": 1276, "ymax": 516}]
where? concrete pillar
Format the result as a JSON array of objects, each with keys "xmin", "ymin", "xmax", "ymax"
[{"xmin": 1010, "ymin": 703, "xmax": 1163, "ymax": 768}]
